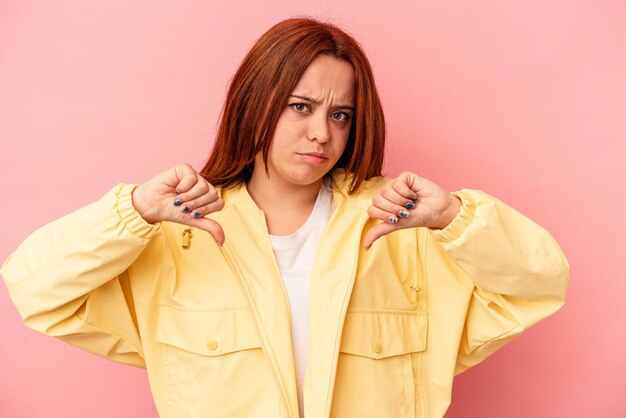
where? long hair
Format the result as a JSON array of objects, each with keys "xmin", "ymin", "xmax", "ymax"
[{"xmin": 200, "ymin": 16, "xmax": 386, "ymax": 194}]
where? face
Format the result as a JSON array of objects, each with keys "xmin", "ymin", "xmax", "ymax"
[{"xmin": 254, "ymin": 54, "xmax": 355, "ymax": 188}]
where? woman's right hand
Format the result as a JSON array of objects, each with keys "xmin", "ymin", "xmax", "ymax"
[{"xmin": 131, "ymin": 163, "xmax": 225, "ymax": 245}]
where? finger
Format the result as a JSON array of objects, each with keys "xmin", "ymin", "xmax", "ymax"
[
  {"xmin": 174, "ymin": 166, "xmax": 201, "ymax": 195},
  {"xmin": 380, "ymin": 184, "xmax": 418, "ymax": 209},
  {"xmin": 391, "ymin": 179, "xmax": 419, "ymax": 203},
  {"xmin": 186, "ymin": 218, "xmax": 226, "ymax": 246},
  {"xmin": 363, "ymin": 222, "xmax": 397, "ymax": 251},
  {"xmin": 176, "ymin": 177, "xmax": 210, "ymax": 203},
  {"xmin": 183, "ymin": 198, "xmax": 225, "ymax": 219},
  {"xmin": 176, "ymin": 187, "xmax": 220, "ymax": 214},
  {"xmin": 371, "ymin": 195, "xmax": 410, "ymax": 221}
]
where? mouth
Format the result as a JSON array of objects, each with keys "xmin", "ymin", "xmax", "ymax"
[{"xmin": 298, "ymin": 152, "xmax": 328, "ymax": 165}]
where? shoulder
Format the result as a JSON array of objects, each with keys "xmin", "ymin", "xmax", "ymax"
[{"xmin": 331, "ymin": 168, "xmax": 391, "ymax": 210}]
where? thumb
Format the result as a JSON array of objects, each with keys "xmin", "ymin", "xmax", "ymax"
[
  {"xmin": 363, "ymin": 222, "xmax": 397, "ymax": 251},
  {"xmin": 187, "ymin": 218, "xmax": 226, "ymax": 247}
]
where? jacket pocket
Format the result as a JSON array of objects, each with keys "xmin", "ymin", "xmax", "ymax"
[
  {"xmin": 156, "ymin": 304, "xmax": 262, "ymax": 356},
  {"xmin": 331, "ymin": 310, "xmax": 428, "ymax": 418},
  {"xmin": 154, "ymin": 305, "xmax": 280, "ymax": 417}
]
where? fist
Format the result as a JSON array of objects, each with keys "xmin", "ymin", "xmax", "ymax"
[
  {"xmin": 363, "ymin": 171, "xmax": 462, "ymax": 250},
  {"xmin": 131, "ymin": 163, "xmax": 225, "ymax": 245}
]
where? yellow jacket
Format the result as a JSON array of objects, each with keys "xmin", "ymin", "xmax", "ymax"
[{"xmin": 1, "ymin": 168, "xmax": 570, "ymax": 418}]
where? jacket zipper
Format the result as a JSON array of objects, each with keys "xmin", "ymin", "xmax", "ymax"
[{"xmin": 218, "ymin": 228, "xmax": 296, "ymax": 418}]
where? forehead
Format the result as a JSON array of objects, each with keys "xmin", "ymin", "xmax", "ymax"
[{"xmin": 292, "ymin": 55, "xmax": 355, "ymax": 103}]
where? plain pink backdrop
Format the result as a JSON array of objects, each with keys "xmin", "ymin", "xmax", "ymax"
[{"xmin": 1, "ymin": 1, "xmax": 624, "ymax": 417}]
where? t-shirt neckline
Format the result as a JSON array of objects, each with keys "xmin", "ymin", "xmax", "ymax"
[{"xmin": 269, "ymin": 177, "xmax": 333, "ymax": 247}]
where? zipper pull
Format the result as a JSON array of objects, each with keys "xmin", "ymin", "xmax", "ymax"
[
  {"xmin": 409, "ymin": 283, "xmax": 421, "ymax": 303},
  {"xmin": 182, "ymin": 228, "xmax": 192, "ymax": 248}
]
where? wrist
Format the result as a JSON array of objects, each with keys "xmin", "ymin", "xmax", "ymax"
[
  {"xmin": 131, "ymin": 185, "xmax": 158, "ymax": 224},
  {"xmin": 434, "ymin": 194, "xmax": 462, "ymax": 230}
]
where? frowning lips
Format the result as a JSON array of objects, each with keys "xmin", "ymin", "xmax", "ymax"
[
  {"xmin": 297, "ymin": 151, "xmax": 329, "ymax": 164},
  {"xmin": 298, "ymin": 151, "xmax": 327, "ymax": 159}
]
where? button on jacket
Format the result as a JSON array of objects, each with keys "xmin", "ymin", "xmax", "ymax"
[{"xmin": 0, "ymin": 168, "xmax": 571, "ymax": 418}]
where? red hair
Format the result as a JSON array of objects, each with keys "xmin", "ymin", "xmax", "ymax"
[{"xmin": 200, "ymin": 16, "xmax": 386, "ymax": 194}]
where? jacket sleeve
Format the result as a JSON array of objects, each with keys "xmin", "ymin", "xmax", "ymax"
[
  {"xmin": 0, "ymin": 183, "xmax": 162, "ymax": 368},
  {"xmin": 426, "ymin": 188, "xmax": 571, "ymax": 376}
]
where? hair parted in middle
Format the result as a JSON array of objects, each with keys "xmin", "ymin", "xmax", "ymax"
[{"xmin": 200, "ymin": 15, "xmax": 386, "ymax": 194}]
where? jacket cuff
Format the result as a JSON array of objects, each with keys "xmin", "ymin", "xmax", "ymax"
[
  {"xmin": 115, "ymin": 183, "xmax": 162, "ymax": 239},
  {"xmin": 428, "ymin": 190, "xmax": 476, "ymax": 243}
]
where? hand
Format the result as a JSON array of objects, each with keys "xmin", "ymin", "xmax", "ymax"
[
  {"xmin": 363, "ymin": 171, "xmax": 462, "ymax": 250},
  {"xmin": 131, "ymin": 163, "xmax": 225, "ymax": 245}
]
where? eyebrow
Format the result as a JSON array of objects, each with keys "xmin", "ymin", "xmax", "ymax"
[{"xmin": 289, "ymin": 95, "xmax": 355, "ymax": 112}]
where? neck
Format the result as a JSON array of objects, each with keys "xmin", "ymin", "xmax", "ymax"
[
  {"xmin": 246, "ymin": 168, "xmax": 326, "ymax": 235},
  {"xmin": 247, "ymin": 169, "xmax": 323, "ymax": 215}
]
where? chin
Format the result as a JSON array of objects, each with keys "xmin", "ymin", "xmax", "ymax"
[
  {"xmin": 289, "ymin": 175, "xmax": 323, "ymax": 186},
  {"xmin": 285, "ymin": 167, "xmax": 330, "ymax": 186}
]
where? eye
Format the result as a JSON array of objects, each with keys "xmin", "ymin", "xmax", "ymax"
[
  {"xmin": 288, "ymin": 103, "xmax": 311, "ymax": 113},
  {"xmin": 331, "ymin": 112, "xmax": 351, "ymax": 122},
  {"xmin": 288, "ymin": 103, "xmax": 352, "ymax": 123}
]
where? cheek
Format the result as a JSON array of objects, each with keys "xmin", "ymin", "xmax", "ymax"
[
  {"xmin": 268, "ymin": 123, "xmax": 293, "ymax": 152},
  {"xmin": 272, "ymin": 120, "xmax": 303, "ymax": 148},
  {"xmin": 334, "ymin": 140, "xmax": 347, "ymax": 156},
  {"xmin": 333, "ymin": 130, "xmax": 350, "ymax": 154}
]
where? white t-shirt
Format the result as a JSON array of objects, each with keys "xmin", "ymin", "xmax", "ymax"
[{"xmin": 268, "ymin": 176, "xmax": 335, "ymax": 418}]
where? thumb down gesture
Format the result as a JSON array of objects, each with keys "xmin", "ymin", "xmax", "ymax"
[
  {"xmin": 363, "ymin": 171, "xmax": 462, "ymax": 250},
  {"xmin": 131, "ymin": 163, "xmax": 225, "ymax": 246}
]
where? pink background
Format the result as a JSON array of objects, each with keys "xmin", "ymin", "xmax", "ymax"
[{"xmin": 1, "ymin": 1, "xmax": 624, "ymax": 417}]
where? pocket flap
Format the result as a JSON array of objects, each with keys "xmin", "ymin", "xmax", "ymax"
[
  {"xmin": 339, "ymin": 310, "xmax": 428, "ymax": 359},
  {"xmin": 156, "ymin": 305, "xmax": 262, "ymax": 356}
]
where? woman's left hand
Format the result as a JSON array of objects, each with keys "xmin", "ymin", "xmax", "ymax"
[{"xmin": 363, "ymin": 171, "xmax": 462, "ymax": 250}]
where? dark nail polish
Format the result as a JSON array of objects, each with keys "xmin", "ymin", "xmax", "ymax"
[
  {"xmin": 388, "ymin": 216, "xmax": 398, "ymax": 224},
  {"xmin": 182, "ymin": 205, "xmax": 190, "ymax": 213},
  {"xmin": 399, "ymin": 210, "xmax": 409, "ymax": 217},
  {"xmin": 405, "ymin": 202, "xmax": 415, "ymax": 209},
  {"xmin": 193, "ymin": 211, "xmax": 201, "ymax": 217},
  {"xmin": 175, "ymin": 190, "xmax": 181, "ymax": 195},
  {"xmin": 173, "ymin": 199, "xmax": 182, "ymax": 206},
  {"xmin": 410, "ymin": 196, "xmax": 418, "ymax": 202}
]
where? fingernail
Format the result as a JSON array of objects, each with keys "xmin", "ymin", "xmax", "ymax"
[
  {"xmin": 182, "ymin": 205, "xmax": 190, "ymax": 213},
  {"xmin": 410, "ymin": 196, "xmax": 418, "ymax": 201},
  {"xmin": 399, "ymin": 210, "xmax": 409, "ymax": 217},
  {"xmin": 216, "ymin": 240, "xmax": 222, "ymax": 247},
  {"xmin": 388, "ymin": 216, "xmax": 398, "ymax": 224},
  {"xmin": 405, "ymin": 202, "xmax": 415, "ymax": 209},
  {"xmin": 193, "ymin": 211, "xmax": 201, "ymax": 217},
  {"xmin": 173, "ymin": 199, "xmax": 182, "ymax": 206},
  {"xmin": 175, "ymin": 190, "xmax": 181, "ymax": 195}
]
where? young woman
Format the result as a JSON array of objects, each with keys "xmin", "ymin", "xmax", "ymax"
[{"xmin": 1, "ymin": 17, "xmax": 570, "ymax": 418}]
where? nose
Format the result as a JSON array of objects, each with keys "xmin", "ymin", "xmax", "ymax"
[{"xmin": 307, "ymin": 112, "xmax": 331, "ymax": 144}]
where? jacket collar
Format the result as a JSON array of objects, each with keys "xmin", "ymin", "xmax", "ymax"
[{"xmin": 219, "ymin": 168, "xmax": 385, "ymax": 214}]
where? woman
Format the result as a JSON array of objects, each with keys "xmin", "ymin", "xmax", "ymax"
[{"xmin": 1, "ymin": 16, "xmax": 570, "ymax": 418}]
